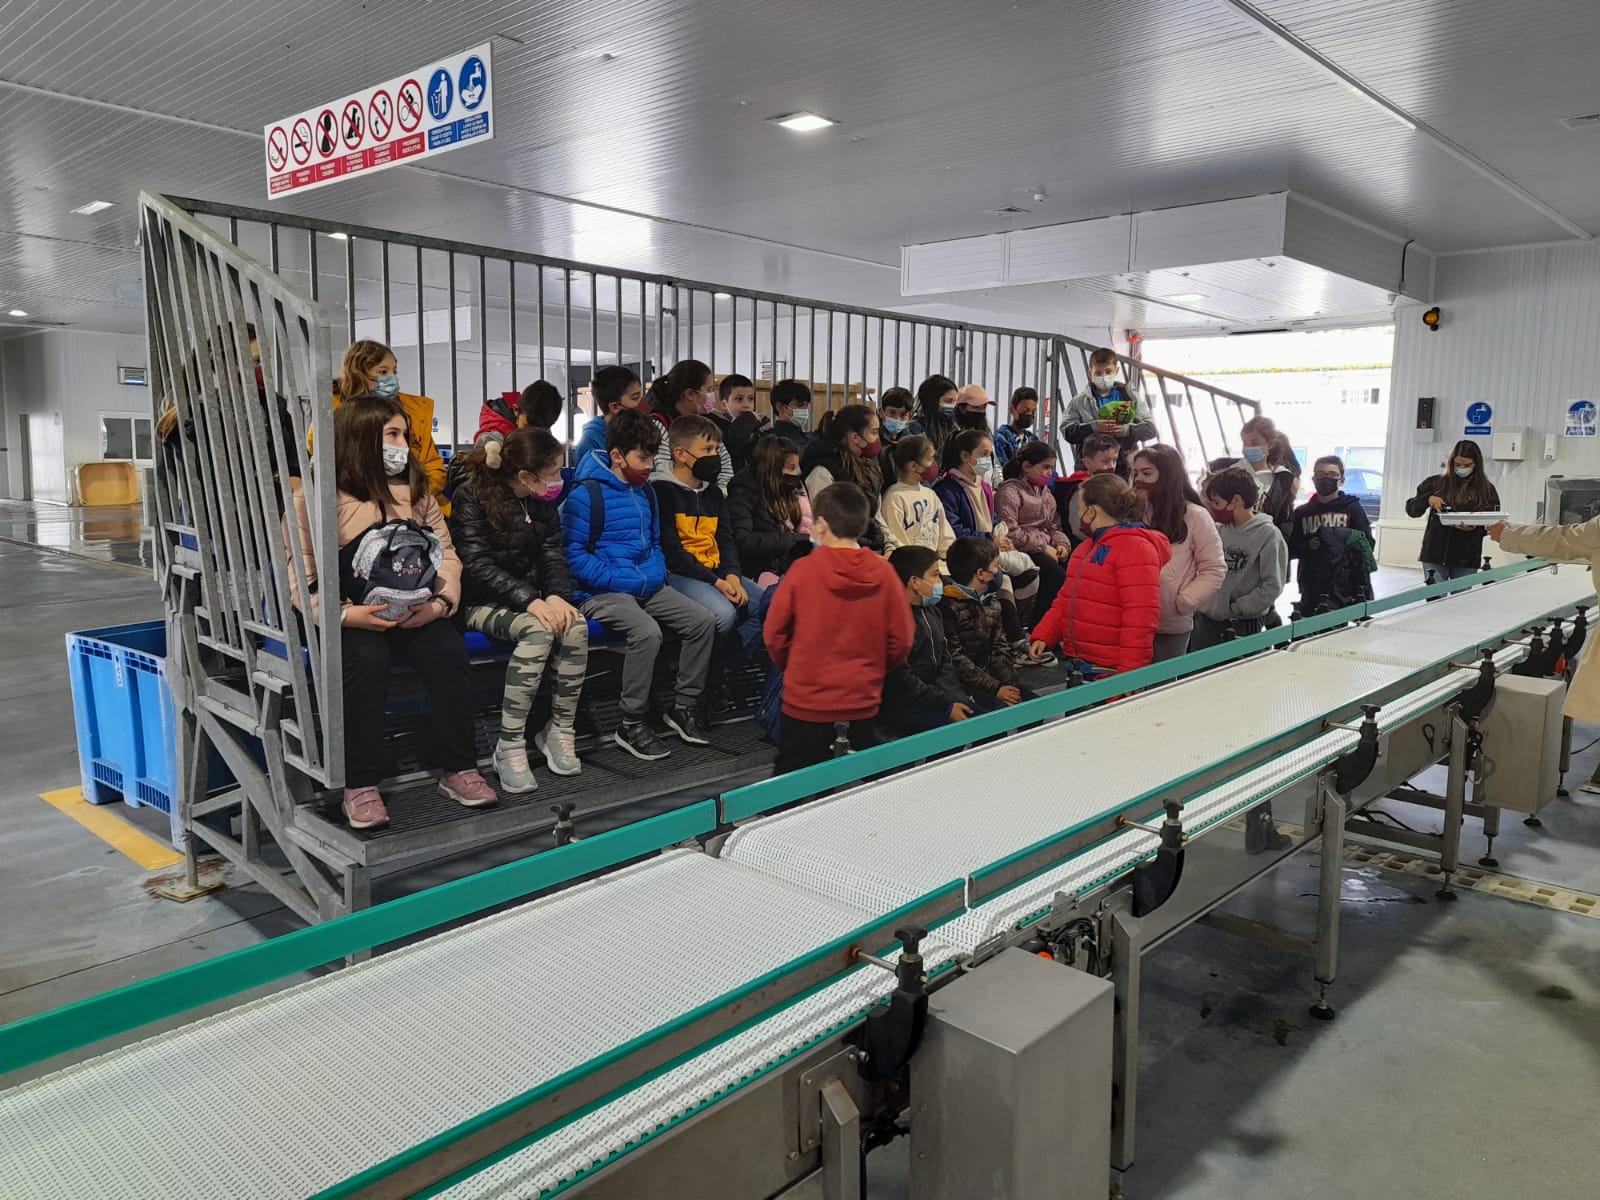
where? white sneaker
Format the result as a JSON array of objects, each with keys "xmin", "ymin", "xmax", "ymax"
[
  {"xmin": 536, "ymin": 721, "xmax": 582, "ymax": 776},
  {"xmin": 492, "ymin": 741, "xmax": 538, "ymax": 793}
]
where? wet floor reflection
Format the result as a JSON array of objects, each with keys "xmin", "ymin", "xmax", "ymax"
[{"xmin": 0, "ymin": 501, "xmax": 155, "ymax": 570}]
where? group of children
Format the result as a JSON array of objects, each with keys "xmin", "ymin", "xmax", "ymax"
[{"xmin": 305, "ymin": 336, "xmax": 1396, "ymax": 822}]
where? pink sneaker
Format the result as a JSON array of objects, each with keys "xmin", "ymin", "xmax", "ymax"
[
  {"xmin": 440, "ymin": 769, "xmax": 497, "ymax": 809},
  {"xmin": 342, "ymin": 787, "xmax": 390, "ymax": 830}
]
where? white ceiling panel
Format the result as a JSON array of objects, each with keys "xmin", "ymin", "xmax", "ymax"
[{"xmin": 0, "ymin": 0, "xmax": 1595, "ymax": 340}]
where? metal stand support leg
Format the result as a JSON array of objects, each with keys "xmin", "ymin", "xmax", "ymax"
[
  {"xmin": 1479, "ymin": 803, "xmax": 1501, "ymax": 869},
  {"xmin": 819, "ymin": 1078, "xmax": 861, "ymax": 1200},
  {"xmin": 1557, "ymin": 715, "xmax": 1573, "ymax": 798},
  {"xmin": 1438, "ymin": 714, "xmax": 1468, "ymax": 901},
  {"xmin": 1310, "ymin": 784, "xmax": 1346, "ymax": 1022},
  {"xmin": 1110, "ymin": 908, "xmax": 1140, "ymax": 1173}
]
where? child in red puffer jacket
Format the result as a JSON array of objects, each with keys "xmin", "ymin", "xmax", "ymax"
[{"xmin": 1030, "ymin": 474, "xmax": 1170, "ymax": 674}]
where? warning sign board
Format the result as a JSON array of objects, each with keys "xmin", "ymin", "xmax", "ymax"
[{"xmin": 264, "ymin": 43, "xmax": 493, "ymax": 198}]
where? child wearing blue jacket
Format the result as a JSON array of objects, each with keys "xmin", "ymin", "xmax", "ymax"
[{"xmin": 563, "ymin": 409, "xmax": 715, "ymax": 761}]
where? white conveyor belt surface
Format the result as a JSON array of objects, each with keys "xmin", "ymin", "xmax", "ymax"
[{"xmin": 0, "ymin": 568, "xmax": 1590, "ymax": 1200}]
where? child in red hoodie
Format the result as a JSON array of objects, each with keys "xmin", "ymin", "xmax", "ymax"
[
  {"xmin": 1031, "ymin": 473, "xmax": 1170, "ymax": 674},
  {"xmin": 765, "ymin": 483, "xmax": 914, "ymax": 773}
]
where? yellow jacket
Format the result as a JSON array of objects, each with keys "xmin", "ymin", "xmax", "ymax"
[{"xmin": 329, "ymin": 390, "xmax": 450, "ymax": 516}]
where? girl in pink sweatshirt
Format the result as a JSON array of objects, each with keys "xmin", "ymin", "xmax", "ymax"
[{"xmin": 1130, "ymin": 445, "xmax": 1226, "ymax": 661}]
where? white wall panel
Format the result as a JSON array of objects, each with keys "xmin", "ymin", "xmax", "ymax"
[
  {"xmin": 1130, "ymin": 195, "xmax": 1286, "ymax": 272},
  {"xmin": 1380, "ymin": 241, "xmax": 1600, "ymax": 559},
  {"xmin": 0, "ymin": 330, "xmax": 149, "ymax": 500},
  {"xmin": 901, "ymin": 236, "xmax": 1007, "ymax": 296},
  {"xmin": 1005, "ymin": 217, "xmax": 1132, "ymax": 284}
]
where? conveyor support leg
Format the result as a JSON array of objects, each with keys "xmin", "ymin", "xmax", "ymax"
[
  {"xmin": 1110, "ymin": 909, "xmax": 1140, "ymax": 1172},
  {"xmin": 819, "ymin": 1078, "xmax": 861, "ymax": 1200},
  {"xmin": 1311, "ymin": 783, "xmax": 1345, "ymax": 1022},
  {"xmin": 1557, "ymin": 715, "xmax": 1573, "ymax": 799},
  {"xmin": 1438, "ymin": 713, "xmax": 1469, "ymax": 901}
]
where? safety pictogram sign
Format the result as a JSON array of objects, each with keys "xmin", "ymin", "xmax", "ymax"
[
  {"xmin": 341, "ymin": 99, "xmax": 364, "ymax": 149},
  {"xmin": 266, "ymin": 126, "xmax": 288, "ymax": 172},
  {"xmin": 315, "ymin": 109, "xmax": 337, "ymax": 158},
  {"xmin": 368, "ymin": 89, "xmax": 393, "ymax": 141},
  {"xmin": 397, "ymin": 79, "xmax": 423, "ymax": 131},
  {"xmin": 291, "ymin": 117, "xmax": 312, "ymax": 165},
  {"xmin": 264, "ymin": 43, "xmax": 493, "ymax": 198}
]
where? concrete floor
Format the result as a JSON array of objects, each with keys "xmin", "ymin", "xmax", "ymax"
[{"xmin": 4, "ymin": 507, "xmax": 1599, "ymax": 1197}]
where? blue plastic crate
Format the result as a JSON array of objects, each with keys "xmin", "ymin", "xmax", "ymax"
[{"xmin": 65, "ymin": 621, "xmax": 229, "ymax": 850}]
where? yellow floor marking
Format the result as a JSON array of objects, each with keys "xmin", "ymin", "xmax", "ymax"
[
  {"xmin": 39, "ymin": 787, "xmax": 183, "ymax": 871},
  {"xmin": 1221, "ymin": 814, "xmax": 1600, "ymax": 920}
]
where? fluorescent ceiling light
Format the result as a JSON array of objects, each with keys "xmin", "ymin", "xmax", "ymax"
[
  {"xmin": 714, "ymin": 292, "xmax": 732, "ymax": 299},
  {"xmin": 7, "ymin": 308, "xmax": 27, "ymax": 317},
  {"xmin": 71, "ymin": 199, "xmax": 116, "ymax": 215},
  {"xmin": 327, "ymin": 231, "xmax": 350, "ymax": 241},
  {"xmin": 768, "ymin": 111, "xmax": 836, "ymax": 132},
  {"xmin": 1165, "ymin": 292, "xmax": 1207, "ymax": 303}
]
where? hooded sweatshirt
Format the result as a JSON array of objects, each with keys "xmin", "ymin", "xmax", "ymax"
[
  {"xmin": 1156, "ymin": 503, "xmax": 1228, "ymax": 636},
  {"xmin": 649, "ymin": 467, "xmax": 740, "ymax": 583},
  {"xmin": 1197, "ymin": 512, "xmax": 1288, "ymax": 623},
  {"xmin": 764, "ymin": 545, "xmax": 914, "ymax": 722}
]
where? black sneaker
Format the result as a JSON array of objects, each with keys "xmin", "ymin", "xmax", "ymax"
[
  {"xmin": 663, "ymin": 705, "xmax": 712, "ymax": 746},
  {"xmin": 614, "ymin": 721, "xmax": 671, "ymax": 761}
]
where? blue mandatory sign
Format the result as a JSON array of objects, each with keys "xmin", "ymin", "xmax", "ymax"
[
  {"xmin": 458, "ymin": 55, "xmax": 488, "ymax": 110},
  {"xmin": 1465, "ymin": 401, "xmax": 1493, "ymax": 426},
  {"xmin": 427, "ymin": 68, "xmax": 454, "ymax": 121}
]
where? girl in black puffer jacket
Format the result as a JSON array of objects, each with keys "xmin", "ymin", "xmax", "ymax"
[
  {"xmin": 449, "ymin": 429, "xmax": 589, "ymax": 792},
  {"xmin": 727, "ymin": 436, "xmax": 812, "ymax": 584}
]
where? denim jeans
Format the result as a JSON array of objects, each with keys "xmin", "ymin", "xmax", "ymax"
[{"xmin": 668, "ymin": 574, "xmax": 767, "ymax": 656}]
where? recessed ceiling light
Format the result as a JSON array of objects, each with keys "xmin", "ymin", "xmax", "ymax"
[
  {"xmin": 71, "ymin": 200, "xmax": 116, "ymax": 215},
  {"xmin": 1166, "ymin": 293, "xmax": 1207, "ymax": 304},
  {"xmin": 767, "ymin": 111, "xmax": 836, "ymax": 133},
  {"xmin": 7, "ymin": 308, "xmax": 28, "ymax": 317},
  {"xmin": 327, "ymin": 231, "xmax": 350, "ymax": 241},
  {"xmin": 713, "ymin": 292, "xmax": 732, "ymax": 300}
]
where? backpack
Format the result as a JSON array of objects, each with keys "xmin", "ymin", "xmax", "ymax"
[
  {"xmin": 755, "ymin": 666, "xmax": 784, "ymax": 743},
  {"xmin": 1298, "ymin": 527, "xmax": 1375, "ymax": 615},
  {"xmin": 339, "ymin": 518, "xmax": 443, "ymax": 621},
  {"xmin": 578, "ymin": 478, "xmax": 658, "ymax": 555}
]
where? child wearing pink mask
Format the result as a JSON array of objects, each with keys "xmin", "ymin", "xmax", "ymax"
[
  {"xmin": 450, "ymin": 427, "xmax": 589, "ymax": 791},
  {"xmin": 996, "ymin": 441, "xmax": 1071, "ymax": 620}
]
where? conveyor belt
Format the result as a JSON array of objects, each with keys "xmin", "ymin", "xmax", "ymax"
[{"xmin": 1, "ymin": 570, "xmax": 1591, "ymax": 1200}]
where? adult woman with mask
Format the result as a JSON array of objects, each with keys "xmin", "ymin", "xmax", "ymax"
[
  {"xmin": 334, "ymin": 340, "xmax": 449, "ymax": 513},
  {"xmin": 1405, "ymin": 439, "xmax": 1499, "ymax": 581},
  {"xmin": 909, "ymin": 374, "xmax": 959, "ymax": 454},
  {"xmin": 1130, "ymin": 444, "xmax": 1226, "ymax": 661}
]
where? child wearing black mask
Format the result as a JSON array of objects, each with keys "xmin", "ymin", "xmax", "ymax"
[
  {"xmin": 994, "ymin": 387, "xmax": 1038, "ymax": 469},
  {"xmin": 652, "ymin": 414, "xmax": 765, "ymax": 658}
]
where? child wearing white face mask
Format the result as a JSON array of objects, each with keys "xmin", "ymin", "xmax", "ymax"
[
  {"xmin": 450, "ymin": 427, "xmax": 589, "ymax": 793},
  {"xmin": 333, "ymin": 339, "xmax": 450, "ymax": 514},
  {"xmin": 289, "ymin": 394, "xmax": 490, "ymax": 831},
  {"xmin": 1059, "ymin": 347, "xmax": 1157, "ymax": 475},
  {"xmin": 1405, "ymin": 438, "xmax": 1500, "ymax": 581}
]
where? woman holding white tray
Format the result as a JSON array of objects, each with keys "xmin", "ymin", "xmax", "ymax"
[{"xmin": 1404, "ymin": 439, "xmax": 1501, "ymax": 581}]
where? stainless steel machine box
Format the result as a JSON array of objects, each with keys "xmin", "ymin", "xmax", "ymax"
[
  {"xmin": 1478, "ymin": 675, "xmax": 1567, "ymax": 814},
  {"xmin": 910, "ymin": 948, "xmax": 1113, "ymax": 1200},
  {"xmin": 1544, "ymin": 477, "xmax": 1600, "ymax": 526}
]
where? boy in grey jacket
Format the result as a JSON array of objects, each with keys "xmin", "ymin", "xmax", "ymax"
[
  {"xmin": 1058, "ymin": 347, "xmax": 1157, "ymax": 474},
  {"xmin": 1193, "ymin": 467, "xmax": 1288, "ymax": 650}
]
